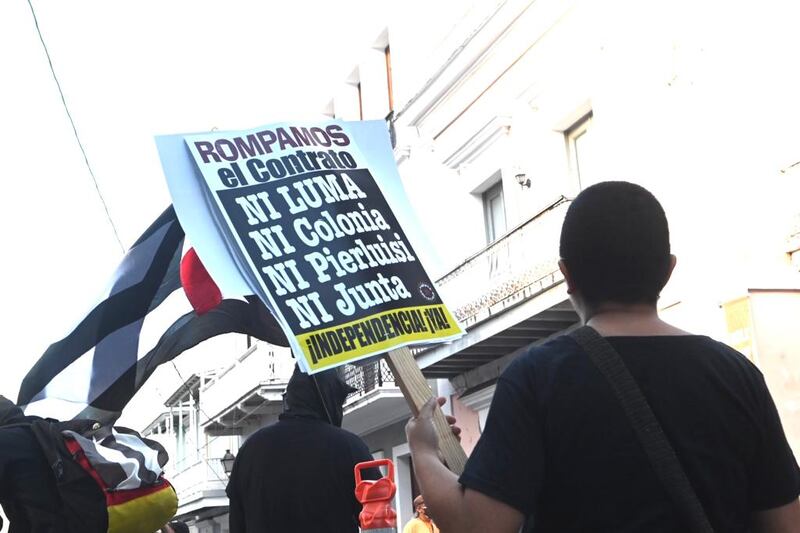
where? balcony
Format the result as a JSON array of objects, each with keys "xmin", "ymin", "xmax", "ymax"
[
  {"xmin": 200, "ymin": 343, "xmax": 295, "ymax": 434},
  {"xmin": 170, "ymin": 458, "xmax": 228, "ymax": 516},
  {"xmin": 342, "ymin": 359, "xmax": 407, "ymax": 435},
  {"xmin": 417, "ymin": 196, "xmax": 580, "ymax": 377}
]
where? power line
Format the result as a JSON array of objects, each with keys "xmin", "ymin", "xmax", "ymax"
[{"xmin": 26, "ymin": 0, "xmax": 126, "ymax": 253}]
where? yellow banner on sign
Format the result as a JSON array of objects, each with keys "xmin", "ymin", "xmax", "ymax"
[{"xmin": 297, "ymin": 304, "xmax": 460, "ymax": 371}]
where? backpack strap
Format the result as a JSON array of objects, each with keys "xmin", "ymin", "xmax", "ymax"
[
  {"xmin": 27, "ymin": 419, "xmax": 99, "ymax": 481},
  {"xmin": 569, "ymin": 326, "xmax": 715, "ymax": 533},
  {"xmin": 29, "ymin": 420, "xmax": 68, "ymax": 481},
  {"xmin": 27, "ymin": 419, "xmax": 109, "ymax": 533},
  {"xmin": 1, "ymin": 419, "xmax": 69, "ymax": 481}
]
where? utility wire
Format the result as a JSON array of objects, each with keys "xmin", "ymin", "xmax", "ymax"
[{"xmin": 26, "ymin": 0, "xmax": 126, "ymax": 253}]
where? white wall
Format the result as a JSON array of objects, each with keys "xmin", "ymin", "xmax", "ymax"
[{"xmin": 381, "ymin": 0, "xmax": 800, "ymax": 326}]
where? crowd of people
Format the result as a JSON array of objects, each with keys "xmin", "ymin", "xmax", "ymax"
[{"xmin": 2, "ymin": 181, "xmax": 799, "ymax": 532}]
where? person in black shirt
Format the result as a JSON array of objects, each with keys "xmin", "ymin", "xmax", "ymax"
[
  {"xmin": 406, "ymin": 181, "xmax": 800, "ymax": 532},
  {"xmin": 226, "ymin": 365, "xmax": 378, "ymax": 533},
  {"xmin": 0, "ymin": 396, "xmax": 68, "ymax": 533}
]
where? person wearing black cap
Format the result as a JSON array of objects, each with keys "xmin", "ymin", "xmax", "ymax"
[{"xmin": 226, "ymin": 365, "xmax": 378, "ymax": 533}]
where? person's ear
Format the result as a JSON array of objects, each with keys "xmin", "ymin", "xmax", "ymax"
[
  {"xmin": 664, "ymin": 254, "xmax": 677, "ymax": 284},
  {"xmin": 558, "ymin": 259, "xmax": 576, "ymax": 295}
]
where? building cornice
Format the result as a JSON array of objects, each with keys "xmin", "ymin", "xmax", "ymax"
[
  {"xmin": 442, "ymin": 115, "xmax": 511, "ymax": 169},
  {"xmin": 395, "ymin": 1, "xmax": 517, "ymax": 127}
]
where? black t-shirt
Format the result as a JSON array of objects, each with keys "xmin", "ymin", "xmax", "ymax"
[
  {"xmin": 459, "ymin": 335, "xmax": 800, "ymax": 532},
  {"xmin": 226, "ymin": 417, "xmax": 376, "ymax": 533}
]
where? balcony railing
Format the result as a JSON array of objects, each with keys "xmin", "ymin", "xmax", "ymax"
[
  {"xmin": 436, "ymin": 197, "xmax": 571, "ymax": 327},
  {"xmin": 342, "ymin": 359, "xmax": 396, "ymax": 403},
  {"xmin": 170, "ymin": 457, "xmax": 228, "ymax": 505}
]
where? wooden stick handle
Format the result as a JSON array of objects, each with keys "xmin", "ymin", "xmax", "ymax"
[{"xmin": 384, "ymin": 347, "xmax": 468, "ymax": 475}]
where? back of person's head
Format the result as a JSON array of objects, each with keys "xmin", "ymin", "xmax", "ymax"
[
  {"xmin": 167, "ymin": 521, "xmax": 189, "ymax": 533},
  {"xmin": 0, "ymin": 395, "xmax": 27, "ymax": 426},
  {"xmin": 282, "ymin": 365, "xmax": 357, "ymax": 427},
  {"xmin": 159, "ymin": 521, "xmax": 188, "ymax": 533},
  {"xmin": 559, "ymin": 181, "xmax": 671, "ymax": 307}
]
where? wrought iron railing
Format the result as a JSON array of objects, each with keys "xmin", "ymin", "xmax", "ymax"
[
  {"xmin": 342, "ymin": 359, "xmax": 396, "ymax": 400},
  {"xmin": 435, "ymin": 197, "xmax": 571, "ymax": 327}
]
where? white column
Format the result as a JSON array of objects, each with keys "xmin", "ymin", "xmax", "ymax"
[
  {"xmin": 177, "ymin": 399, "xmax": 184, "ymax": 468},
  {"xmin": 189, "ymin": 394, "xmax": 197, "ymax": 463},
  {"xmin": 392, "ymin": 443, "xmax": 413, "ymax": 528}
]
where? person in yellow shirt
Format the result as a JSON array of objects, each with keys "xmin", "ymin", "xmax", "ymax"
[{"xmin": 403, "ymin": 495, "xmax": 440, "ymax": 533}]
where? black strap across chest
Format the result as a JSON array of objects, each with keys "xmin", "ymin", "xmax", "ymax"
[{"xmin": 569, "ymin": 326, "xmax": 715, "ymax": 533}]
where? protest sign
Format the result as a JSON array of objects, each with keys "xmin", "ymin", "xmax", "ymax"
[{"xmin": 179, "ymin": 120, "xmax": 463, "ymax": 373}]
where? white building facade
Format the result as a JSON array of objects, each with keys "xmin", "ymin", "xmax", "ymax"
[{"xmin": 322, "ymin": 0, "xmax": 800, "ymax": 525}]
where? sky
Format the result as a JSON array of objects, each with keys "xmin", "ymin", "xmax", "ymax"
[{"xmin": 0, "ymin": 0, "xmax": 391, "ymax": 404}]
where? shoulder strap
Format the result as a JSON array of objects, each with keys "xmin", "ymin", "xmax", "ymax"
[
  {"xmin": 0, "ymin": 418, "xmax": 68, "ymax": 481},
  {"xmin": 569, "ymin": 326, "xmax": 714, "ymax": 533},
  {"xmin": 28, "ymin": 418, "xmax": 100, "ymax": 481},
  {"xmin": 27, "ymin": 419, "xmax": 109, "ymax": 533}
]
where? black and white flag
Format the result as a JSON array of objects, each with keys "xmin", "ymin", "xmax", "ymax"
[{"xmin": 17, "ymin": 206, "xmax": 287, "ymax": 424}]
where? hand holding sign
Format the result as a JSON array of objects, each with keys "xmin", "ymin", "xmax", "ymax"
[
  {"xmin": 158, "ymin": 119, "xmax": 467, "ymax": 471},
  {"xmin": 386, "ymin": 347, "xmax": 467, "ymax": 474}
]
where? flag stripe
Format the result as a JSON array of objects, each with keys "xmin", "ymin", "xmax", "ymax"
[
  {"xmin": 18, "ymin": 205, "xmax": 289, "ymax": 427},
  {"xmin": 85, "ymin": 298, "xmax": 288, "ymax": 417},
  {"xmin": 64, "ymin": 428, "xmax": 166, "ymax": 490},
  {"xmin": 146, "ymin": 241, "xmax": 184, "ymax": 313},
  {"xmin": 115, "ymin": 427, "xmax": 170, "ymax": 466},
  {"xmin": 88, "ymin": 217, "xmax": 184, "ymax": 400},
  {"xmin": 102, "ymin": 436, "xmax": 157, "ymax": 486},
  {"xmin": 17, "ymin": 207, "xmax": 184, "ymax": 407}
]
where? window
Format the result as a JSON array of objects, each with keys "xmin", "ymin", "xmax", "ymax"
[
  {"xmin": 325, "ymin": 33, "xmax": 393, "ymax": 121},
  {"xmin": 483, "ymin": 181, "xmax": 506, "ymax": 244},
  {"xmin": 565, "ymin": 111, "xmax": 596, "ymax": 187}
]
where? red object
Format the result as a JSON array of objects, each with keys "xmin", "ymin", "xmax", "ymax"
[
  {"xmin": 180, "ymin": 247, "xmax": 223, "ymax": 315},
  {"xmin": 354, "ymin": 459, "xmax": 397, "ymax": 530}
]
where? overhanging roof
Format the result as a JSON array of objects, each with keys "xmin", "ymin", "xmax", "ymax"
[{"xmin": 421, "ymin": 298, "xmax": 578, "ymax": 378}]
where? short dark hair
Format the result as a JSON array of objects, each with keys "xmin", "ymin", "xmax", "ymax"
[
  {"xmin": 559, "ymin": 181, "xmax": 671, "ymax": 306},
  {"xmin": 168, "ymin": 521, "xmax": 190, "ymax": 533}
]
